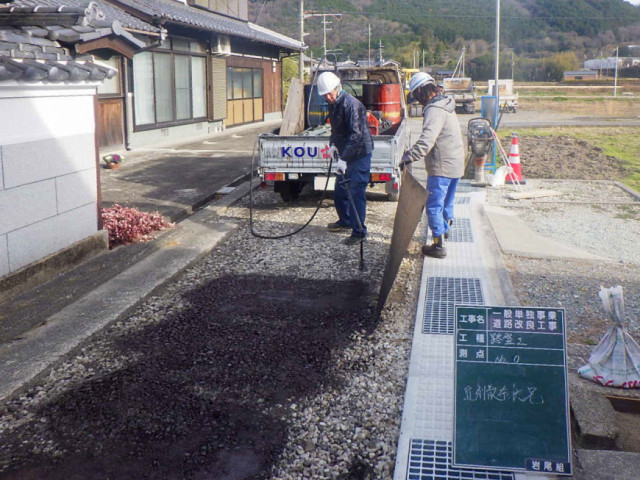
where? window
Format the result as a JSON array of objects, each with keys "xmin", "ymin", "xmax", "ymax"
[
  {"xmin": 97, "ymin": 56, "xmax": 121, "ymax": 95},
  {"xmin": 226, "ymin": 67, "xmax": 263, "ymax": 100},
  {"xmin": 133, "ymin": 39, "xmax": 207, "ymax": 128}
]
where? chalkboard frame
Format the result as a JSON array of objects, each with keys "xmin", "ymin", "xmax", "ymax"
[{"xmin": 453, "ymin": 305, "xmax": 572, "ymax": 475}]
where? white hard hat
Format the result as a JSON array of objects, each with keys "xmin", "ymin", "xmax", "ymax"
[
  {"xmin": 317, "ymin": 71, "xmax": 341, "ymax": 95},
  {"xmin": 408, "ymin": 72, "xmax": 435, "ymax": 95}
]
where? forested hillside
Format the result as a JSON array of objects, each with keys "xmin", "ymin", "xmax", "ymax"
[{"xmin": 249, "ymin": 0, "xmax": 640, "ymax": 80}]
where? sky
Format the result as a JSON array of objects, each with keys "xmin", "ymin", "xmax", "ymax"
[{"xmin": 626, "ymin": 0, "xmax": 640, "ymax": 5}]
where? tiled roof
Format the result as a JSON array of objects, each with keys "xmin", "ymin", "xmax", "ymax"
[
  {"xmin": 0, "ymin": 1, "xmax": 156, "ymax": 83},
  {"xmin": 112, "ymin": 0, "xmax": 304, "ymax": 51},
  {"xmin": 6, "ymin": 0, "xmax": 160, "ymax": 34}
]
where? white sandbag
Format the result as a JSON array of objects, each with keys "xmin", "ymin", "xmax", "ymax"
[
  {"xmin": 488, "ymin": 165, "xmax": 512, "ymax": 187},
  {"xmin": 578, "ymin": 286, "xmax": 640, "ymax": 388}
]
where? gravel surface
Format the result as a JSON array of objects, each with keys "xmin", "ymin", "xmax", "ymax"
[
  {"xmin": 1, "ymin": 132, "xmax": 639, "ymax": 478},
  {"xmin": 0, "ymin": 186, "xmax": 422, "ymax": 479},
  {"xmin": 487, "ymin": 134, "xmax": 640, "ymax": 345}
]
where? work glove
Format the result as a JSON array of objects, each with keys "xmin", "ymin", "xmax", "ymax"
[
  {"xmin": 328, "ymin": 145, "xmax": 340, "ymax": 160},
  {"xmin": 336, "ymin": 159, "xmax": 347, "ymax": 175},
  {"xmin": 399, "ymin": 152, "xmax": 413, "ymax": 171}
]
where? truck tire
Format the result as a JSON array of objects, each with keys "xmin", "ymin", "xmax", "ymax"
[
  {"xmin": 277, "ymin": 181, "xmax": 305, "ymax": 202},
  {"xmin": 387, "ymin": 192, "xmax": 399, "ymax": 202}
]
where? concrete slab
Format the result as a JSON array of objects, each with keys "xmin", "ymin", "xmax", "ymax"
[
  {"xmin": 570, "ymin": 382, "xmax": 618, "ymax": 449},
  {"xmin": 484, "ymin": 205, "xmax": 602, "ymax": 260},
  {"xmin": 574, "ymin": 449, "xmax": 640, "ymax": 480}
]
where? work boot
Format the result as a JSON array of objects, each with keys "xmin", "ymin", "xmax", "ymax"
[
  {"xmin": 444, "ymin": 219, "xmax": 453, "ymax": 240},
  {"xmin": 422, "ymin": 235, "xmax": 446, "ymax": 258},
  {"xmin": 344, "ymin": 234, "xmax": 366, "ymax": 245},
  {"xmin": 327, "ymin": 221, "xmax": 350, "ymax": 233}
]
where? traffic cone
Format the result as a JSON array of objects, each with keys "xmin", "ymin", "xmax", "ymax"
[{"xmin": 505, "ymin": 133, "xmax": 526, "ymax": 185}]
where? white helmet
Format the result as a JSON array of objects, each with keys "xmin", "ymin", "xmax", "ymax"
[
  {"xmin": 317, "ymin": 71, "xmax": 341, "ymax": 95},
  {"xmin": 408, "ymin": 72, "xmax": 435, "ymax": 95}
]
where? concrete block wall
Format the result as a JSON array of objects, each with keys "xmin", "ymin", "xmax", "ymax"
[{"xmin": 0, "ymin": 85, "xmax": 100, "ymax": 278}]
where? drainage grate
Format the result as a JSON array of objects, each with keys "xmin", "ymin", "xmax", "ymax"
[
  {"xmin": 423, "ymin": 278, "xmax": 483, "ymax": 334},
  {"xmin": 447, "ymin": 218, "xmax": 473, "ymax": 243},
  {"xmin": 454, "ymin": 184, "xmax": 477, "ymax": 193},
  {"xmin": 408, "ymin": 439, "xmax": 514, "ymax": 480},
  {"xmin": 453, "ymin": 197, "xmax": 470, "ymax": 205}
]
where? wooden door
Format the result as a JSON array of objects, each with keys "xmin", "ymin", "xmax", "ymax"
[{"xmin": 97, "ymin": 98, "xmax": 124, "ymax": 149}]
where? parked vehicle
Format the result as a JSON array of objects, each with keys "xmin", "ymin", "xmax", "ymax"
[
  {"xmin": 258, "ymin": 65, "xmax": 411, "ymax": 202},
  {"xmin": 442, "ymin": 47, "xmax": 476, "ymax": 114},
  {"xmin": 487, "ymin": 79, "xmax": 518, "ymax": 113}
]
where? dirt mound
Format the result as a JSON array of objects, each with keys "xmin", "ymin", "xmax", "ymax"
[{"xmin": 505, "ymin": 135, "xmax": 628, "ymax": 180}]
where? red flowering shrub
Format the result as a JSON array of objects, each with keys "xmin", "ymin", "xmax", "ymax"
[{"xmin": 101, "ymin": 204, "xmax": 173, "ymax": 248}]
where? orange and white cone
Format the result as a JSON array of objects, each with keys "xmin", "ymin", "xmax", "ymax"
[{"xmin": 505, "ymin": 133, "xmax": 526, "ymax": 185}]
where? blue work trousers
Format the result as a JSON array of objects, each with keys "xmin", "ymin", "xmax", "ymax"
[
  {"xmin": 335, "ymin": 153, "xmax": 371, "ymax": 237},
  {"xmin": 426, "ymin": 175, "xmax": 459, "ymax": 237}
]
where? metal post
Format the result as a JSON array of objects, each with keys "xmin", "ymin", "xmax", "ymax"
[
  {"xmin": 299, "ymin": 0, "xmax": 304, "ymax": 80},
  {"xmin": 494, "ymin": 0, "xmax": 501, "ymax": 121},
  {"xmin": 614, "ymin": 46, "xmax": 619, "ymax": 97}
]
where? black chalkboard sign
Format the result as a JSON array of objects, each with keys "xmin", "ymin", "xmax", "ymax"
[{"xmin": 453, "ymin": 305, "xmax": 572, "ymax": 475}]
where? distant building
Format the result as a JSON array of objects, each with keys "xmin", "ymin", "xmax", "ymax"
[
  {"xmin": 563, "ymin": 70, "xmax": 599, "ymax": 81},
  {"xmin": 584, "ymin": 57, "xmax": 640, "ymax": 70}
]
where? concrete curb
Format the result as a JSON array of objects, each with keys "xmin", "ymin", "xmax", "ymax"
[
  {"xmin": 0, "ymin": 193, "xmax": 248, "ymax": 402},
  {"xmin": 484, "ymin": 204, "xmax": 603, "ymax": 260}
]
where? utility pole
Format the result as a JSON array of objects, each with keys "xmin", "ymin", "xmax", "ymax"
[
  {"xmin": 368, "ymin": 24, "xmax": 371, "ymax": 65},
  {"xmin": 304, "ymin": 12, "xmax": 342, "ymax": 59},
  {"xmin": 379, "ymin": 39, "xmax": 383, "ymax": 63},
  {"xmin": 511, "ymin": 50, "xmax": 515, "ymax": 80},
  {"xmin": 299, "ymin": 0, "xmax": 304, "ymax": 80}
]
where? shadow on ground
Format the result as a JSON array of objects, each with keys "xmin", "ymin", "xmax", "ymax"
[{"xmin": 0, "ymin": 274, "xmax": 378, "ymax": 480}]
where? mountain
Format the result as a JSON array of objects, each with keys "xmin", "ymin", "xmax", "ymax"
[{"xmin": 249, "ymin": 0, "xmax": 640, "ymax": 79}]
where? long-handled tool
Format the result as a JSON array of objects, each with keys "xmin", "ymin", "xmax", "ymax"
[{"xmin": 337, "ymin": 173, "xmax": 366, "ymax": 272}]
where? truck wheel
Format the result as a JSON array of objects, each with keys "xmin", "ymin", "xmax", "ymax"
[
  {"xmin": 387, "ymin": 192, "xmax": 399, "ymax": 202},
  {"xmin": 278, "ymin": 181, "xmax": 304, "ymax": 202}
]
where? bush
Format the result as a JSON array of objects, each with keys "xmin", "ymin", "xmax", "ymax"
[{"xmin": 101, "ymin": 204, "xmax": 173, "ymax": 248}]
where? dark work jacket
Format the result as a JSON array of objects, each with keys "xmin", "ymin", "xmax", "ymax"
[{"xmin": 328, "ymin": 91, "xmax": 374, "ymax": 162}]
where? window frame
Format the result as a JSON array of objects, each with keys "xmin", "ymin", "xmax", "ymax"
[{"xmin": 132, "ymin": 37, "xmax": 208, "ymax": 131}]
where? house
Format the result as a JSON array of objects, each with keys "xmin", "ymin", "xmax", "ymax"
[
  {"xmin": 100, "ymin": 0, "xmax": 304, "ymax": 151},
  {"xmin": 0, "ymin": 0, "xmax": 302, "ymax": 289}
]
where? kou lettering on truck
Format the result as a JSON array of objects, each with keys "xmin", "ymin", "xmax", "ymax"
[{"xmin": 280, "ymin": 145, "xmax": 332, "ymax": 159}]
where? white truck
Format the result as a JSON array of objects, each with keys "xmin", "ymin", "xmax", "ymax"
[
  {"xmin": 487, "ymin": 79, "xmax": 518, "ymax": 113},
  {"xmin": 443, "ymin": 76, "xmax": 476, "ymax": 114},
  {"xmin": 257, "ymin": 66, "xmax": 411, "ymax": 202}
]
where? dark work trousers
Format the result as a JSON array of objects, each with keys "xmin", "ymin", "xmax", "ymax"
[{"xmin": 334, "ymin": 153, "xmax": 372, "ymax": 237}]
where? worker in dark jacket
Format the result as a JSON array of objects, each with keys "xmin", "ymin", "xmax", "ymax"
[
  {"xmin": 400, "ymin": 72, "xmax": 464, "ymax": 258},
  {"xmin": 318, "ymin": 71, "xmax": 374, "ymax": 245}
]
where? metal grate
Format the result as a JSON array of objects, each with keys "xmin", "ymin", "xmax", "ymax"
[
  {"xmin": 446, "ymin": 218, "xmax": 473, "ymax": 243},
  {"xmin": 453, "ymin": 197, "xmax": 470, "ymax": 205},
  {"xmin": 408, "ymin": 439, "xmax": 514, "ymax": 480},
  {"xmin": 422, "ymin": 277, "xmax": 483, "ymax": 334},
  {"xmin": 453, "ymin": 185, "xmax": 477, "ymax": 193}
]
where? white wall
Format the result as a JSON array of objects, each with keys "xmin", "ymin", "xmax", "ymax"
[{"xmin": 0, "ymin": 84, "xmax": 100, "ymax": 277}]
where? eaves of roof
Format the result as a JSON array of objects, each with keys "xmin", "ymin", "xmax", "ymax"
[
  {"xmin": 5, "ymin": 0, "xmax": 161, "ymax": 34},
  {"xmin": 0, "ymin": 1, "xmax": 155, "ymax": 83},
  {"xmin": 110, "ymin": 0, "xmax": 304, "ymax": 51}
]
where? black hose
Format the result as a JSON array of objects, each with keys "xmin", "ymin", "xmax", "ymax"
[{"xmin": 248, "ymin": 138, "xmax": 334, "ymax": 240}]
